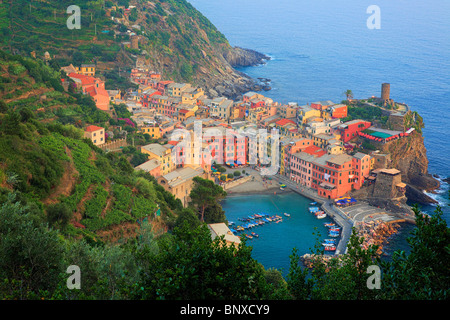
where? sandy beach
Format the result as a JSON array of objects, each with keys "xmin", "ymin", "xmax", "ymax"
[{"xmin": 224, "ymin": 168, "xmax": 286, "ymax": 195}]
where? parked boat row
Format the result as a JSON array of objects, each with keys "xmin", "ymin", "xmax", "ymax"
[{"xmin": 229, "ymin": 213, "xmax": 287, "ymax": 239}]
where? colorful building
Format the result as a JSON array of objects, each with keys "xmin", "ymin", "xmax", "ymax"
[
  {"xmin": 84, "ymin": 125, "xmax": 105, "ymax": 146},
  {"xmin": 337, "ymin": 119, "xmax": 372, "ymax": 143}
]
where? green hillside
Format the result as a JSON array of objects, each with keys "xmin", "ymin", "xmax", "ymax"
[
  {"xmin": 0, "ymin": 0, "xmax": 243, "ymax": 88},
  {"xmin": 0, "ymin": 50, "xmax": 182, "ymax": 243}
]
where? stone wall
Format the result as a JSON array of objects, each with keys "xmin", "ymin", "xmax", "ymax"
[{"xmin": 99, "ymin": 138, "xmax": 127, "ymax": 151}]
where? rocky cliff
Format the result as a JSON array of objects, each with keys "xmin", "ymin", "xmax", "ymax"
[
  {"xmin": 381, "ymin": 130, "xmax": 440, "ymax": 204},
  {"xmin": 222, "ymin": 47, "xmax": 270, "ymax": 68}
]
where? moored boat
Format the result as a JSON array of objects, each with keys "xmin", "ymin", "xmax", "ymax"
[{"xmin": 316, "ymin": 213, "xmax": 327, "ymax": 219}]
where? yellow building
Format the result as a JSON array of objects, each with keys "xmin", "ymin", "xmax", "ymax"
[
  {"xmin": 298, "ymin": 105, "xmax": 321, "ymax": 124},
  {"xmin": 140, "ymin": 125, "xmax": 161, "ymax": 139},
  {"xmin": 181, "ymin": 87, "xmax": 204, "ymax": 105},
  {"xmin": 168, "ymin": 83, "xmax": 192, "ymax": 97},
  {"xmin": 157, "ymin": 166, "xmax": 206, "ymax": 207},
  {"xmin": 141, "ymin": 143, "xmax": 174, "ymax": 175},
  {"xmin": 84, "ymin": 125, "xmax": 105, "ymax": 146},
  {"xmin": 75, "ymin": 64, "xmax": 96, "ymax": 76}
]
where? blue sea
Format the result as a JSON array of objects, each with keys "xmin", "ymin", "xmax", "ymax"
[{"xmin": 190, "ymin": 0, "xmax": 450, "ymax": 223}]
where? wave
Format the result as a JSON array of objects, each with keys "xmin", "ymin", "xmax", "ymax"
[{"xmin": 423, "ymin": 176, "xmax": 449, "ymax": 208}]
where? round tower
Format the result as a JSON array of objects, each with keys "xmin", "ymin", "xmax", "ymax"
[{"xmin": 381, "ymin": 83, "xmax": 390, "ymax": 101}]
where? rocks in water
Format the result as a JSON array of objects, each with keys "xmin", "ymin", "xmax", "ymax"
[
  {"xmin": 405, "ymin": 184, "xmax": 438, "ymax": 204},
  {"xmin": 223, "ymin": 46, "xmax": 271, "ymax": 68}
]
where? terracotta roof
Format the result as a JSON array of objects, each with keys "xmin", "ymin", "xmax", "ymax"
[
  {"xmin": 303, "ymin": 145, "xmax": 327, "ymax": 157},
  {"xmin": 85, "ymin": 125, "xmax": 104, "ymax": 132},
  {"xmin": 275, "ymin": 118, "xmax": 296, "ymax": 126},
  {"xmin": 68, "ymin": 73, "xmax": 96, "ymax": 86}
]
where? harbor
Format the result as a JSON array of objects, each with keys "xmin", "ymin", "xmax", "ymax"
[
  {"xmin": 221, "ymin": 192, "xmax": 339, "ymax": 274},
  {"xmin": 222, "ymin": 170, "xmax": 415, "ymax": 271}
]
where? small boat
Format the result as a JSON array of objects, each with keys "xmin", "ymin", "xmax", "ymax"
[
  {"xmin": 328, "ymin": 232, "xmax": 339, "ymax": 238},
  {"xmin": 309, "ymin": 206, "xmax": 320, "ymax": 213},
  {"xmin": 251, "ymin": 232, "xmax": 259, "ymax": 238},
  {"xmin": 324, "ymin": 239, "xmax": 337, "ymax": 243},
  {"xmin": 316, "ymin": 213, "xmax": 327, "ymax": 219},
  {"xmin": 324, "ymin": 246, "xmax": 336, "ymax": 251},
  {"xmin": 284, "ymin": 213, "xmax": 290, "ymax": 217},
  {"xmin": 228, "ymin": 221, "xmax": 235, "ymax": 226},
  {"xmin": 324, "ymin": 222, "xmax": 335, "ymax": 227},
  {"xmin": 329, "ymin": 227, "xmax": 341, "ymax": 232},
  {"xmin": 276, "ymin": 219, "xmax": 282, "ymax": 223},
  {"xmin": 245, "ymin": 234, "xmax": 253, "ymax": 239},
  {"xmin": 322, "ymin": 242, "xmax": 335, "ymax": 247},
  {"xmin": 310, "ymin": 202, "xmax": 317, "ymax": 205}
]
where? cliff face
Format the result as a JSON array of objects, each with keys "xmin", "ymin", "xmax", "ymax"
[{"xmin": 381, "ymin": 131, "xmax": 440, "ymax": 203}]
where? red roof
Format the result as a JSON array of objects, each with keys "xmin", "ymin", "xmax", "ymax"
[
  {"xmin": 303, "ymin": 145, "xmax": 327, "ymax": 157},
  {"xmin": 68, "ymin": 73, "xmax": 96, "ymax": 86},
  {"xmin": 85, "ymin": 125, "xmax": 104, "ymax": 132},
  {"xmin": 179, "ymin": 109, "xmax": 190, "ymax": 114},
  {"xmin": 276, "ymin": 119, "xmax": 296, "ymax": 126}
]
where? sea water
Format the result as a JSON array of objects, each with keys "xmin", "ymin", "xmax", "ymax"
[{"xmin": 221, "ymin": 192, "xmax": 337, "ymax": 274}]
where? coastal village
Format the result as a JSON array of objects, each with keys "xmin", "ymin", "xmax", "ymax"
[{"xmin": 58, "ymin": 54, "xmax": 418, "ymax": 258}]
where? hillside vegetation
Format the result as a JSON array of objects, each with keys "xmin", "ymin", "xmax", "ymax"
[{"xmin": 0, "ymin": 0, "xmax": 264, "ymax": 98}]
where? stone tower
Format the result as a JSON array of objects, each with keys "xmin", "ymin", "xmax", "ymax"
[{"xmin": 381, "ymin": 83, "xmax": 390, "ymax": 101}]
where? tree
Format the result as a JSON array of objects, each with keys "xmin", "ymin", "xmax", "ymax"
[
  {"xmin": 379, "ymin": 205, "xmax": 449, "ymax": 299},
  {"xmin": 343, "ymin": 89, "xmax": 354, "ymax": 101},
  {"xmin": 189, "ymin": 177, "xmax": 226, "ymax": 222},
  {"xmin": 0, "ymin": 193, "xmax": 65, "ymax": 298},
  {"xmin": 233, "ymin": 170, "xmax": 241, "ymax": 177},
  {"xmin": 174, "ymin": 208, "xmax": 201, "ymax": 230},
  {"xmin": 46, "ymin": 202, "xmax": 73, "ymax": 230},
  {"xmin": 134, "ymin": 224, "xmax": 271, "ymax": 299}
]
